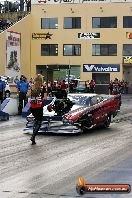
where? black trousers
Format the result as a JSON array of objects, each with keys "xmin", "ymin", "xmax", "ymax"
[
  {"xmin": 18, "ymin": 92, "xmax": 28, "ymax": 115},
  {"xmin": 0, "ymin": 91, "xmax": 3, "ymax": 104},
  {"xmin": 30, "ymin": 107, "xmax": 43, "ymax": 139}
]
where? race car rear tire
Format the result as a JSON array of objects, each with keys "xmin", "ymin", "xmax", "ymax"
[{"xmin": 103, "ymin": 115, "xmax": 111, "ymax": 128}]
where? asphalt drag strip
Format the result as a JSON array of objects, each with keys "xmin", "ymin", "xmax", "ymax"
[{"xmin": 0, "ymin": 117, "xmax": 132, "ymax": 198}]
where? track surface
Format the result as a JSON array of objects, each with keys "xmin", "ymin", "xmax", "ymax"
[{"xmin": 0, "ymin": 95, "xmax": 132, "ymax": 198}]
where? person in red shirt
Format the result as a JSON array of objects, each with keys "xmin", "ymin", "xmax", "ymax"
[
  {"xmin": 112, "ymin": 78, "xmax": 119, "ymax": 95},
  {"xmin": 89, "ymin": 79, "xmax": 95, "ymax": 93},
  {"xmin": 60, "ymin": 80, "xmax": 67, "ymax": 90},
  {"xmin": 60, "ymin": 80, "xmax": 67, "ymax": 98},
  {"xmin": 28, "ymin": 74, "xmax": 47, "ymax": 145}
]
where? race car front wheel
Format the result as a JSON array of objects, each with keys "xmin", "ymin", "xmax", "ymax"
[{"xmin": 104, "ymin": 115, "xmax": 111, "ymax": 128}]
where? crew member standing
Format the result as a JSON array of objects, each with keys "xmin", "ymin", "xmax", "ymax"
[
  {"xmin": 89, "ymin": 79, "xmax": 95, "ymax": 93},
  {"xmin": 29, "ymin": 74, "xmax": 47, "ymax": 145},
  {"xmin": 112, "ymin": 78, "xmax": 119, "ymax": 95},
  {"xmin": 0, "ymin": 76, "xmax": 5, "ymax": 105},
  {"xmin": 109, "ymin": 80, "xmax": 113, "ymax": 95},
  {"xmin": 16, "ymin": 75, "xmax": 30, "ymax": 115},
  {"xmin": 60, "ymin": 80, "xmax": 67, "ymax": 98}
]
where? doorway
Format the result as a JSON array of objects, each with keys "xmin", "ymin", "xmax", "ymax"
[
  {"xmin": 123, "ymin": 65, "xmax": 132, "ymax": 84},
  {"xmin": 36, "ymin": 65, "xmax": 80, "ymax": 82}
]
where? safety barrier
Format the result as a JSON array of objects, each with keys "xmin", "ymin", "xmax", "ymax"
[
  {"xmin": 0, "ymin": 110, "xmax": 9, "ymax": 121},
  {"xmin": 0, "ymin": 99, "xmax": 9, "ymax": 121},
  {"xmin": 1, "ymin": 98, "xmax": 18, "ymax": 115},
  {"xmin": 22, "ymin": 101, "xmax": 31, "ymax": 117}
]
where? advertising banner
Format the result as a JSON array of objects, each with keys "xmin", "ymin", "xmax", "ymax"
[
  {"xmin": 123, "ymin": 56, "xmax": 132, "ymax": 64},
  {"xmin": 32, "ymin": 33, "xmax": 53, "ymax": 39},
  {"xmin": 6, "ymin": 31, "xmax": 21, "ymax": 82},
  {"xmin": 126, "ymin": 32, "xmax": 132, "ymax": 39},
  {"xmin": 83, "ymin": 64, "xmax": 120, "ymax": 72},
  {"xmin": 78, "ymin": 33, "xmax": 100, "ymax": 39}
]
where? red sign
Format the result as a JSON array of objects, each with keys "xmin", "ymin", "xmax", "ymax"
[{"xmin": 126, "ymin": 32, "xmax": 132, "ymax": 39}]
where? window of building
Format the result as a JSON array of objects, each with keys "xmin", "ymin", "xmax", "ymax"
[
  {"xmin": 92, "ymin": 73, "xmax": 110, "ymax": 84},
  {"xmin": 64, "ymin": 17, "xmax": 81, "ymax": 29},
  {"xmin": 41, "ymin": 44, "xmax": 58, "ymax": 56},
  {"xmin": 92, "ymin": 44, "xmax": 117, "ymax": 56},
  {"xmin": 63, "ymin": 44, "xmax": 81, "ymax": 56},
  {"xmin": 123, "ymin": 16, "xmax": 132, "ymax": 28},
  {"xmin": 92, "ymin": 17, "xmax": 117, "ymax": 28},
  {"xmin": 41, "ymin": 18, "xmax": 58, "ymax": 29},
  {"xmin": 123, "ymin": 44, "xmax": 132, "ymax": 56}
]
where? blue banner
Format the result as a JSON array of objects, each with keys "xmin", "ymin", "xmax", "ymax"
[{"xmin": 83, "ymin": 64, "xmax": 120, "ymax": 72}]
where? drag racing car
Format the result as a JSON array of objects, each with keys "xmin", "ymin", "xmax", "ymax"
[{"xmin": 24, "ymin": 93, "xmax": 121, "ymax": 134}]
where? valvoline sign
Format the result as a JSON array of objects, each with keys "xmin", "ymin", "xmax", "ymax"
[{"xmin": 83, "ymin": 64, "xmax": 120, "ymax": 72}]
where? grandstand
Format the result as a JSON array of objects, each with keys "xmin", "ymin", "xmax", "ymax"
[{"xmin": 0, "ymin": 0, "xmax": 30, "ymax": 32}]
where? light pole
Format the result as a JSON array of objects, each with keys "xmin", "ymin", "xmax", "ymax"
[
  {"xmin": 67, "ymin": 61, "xmax": 71, "ymax": 94},
  {"xmin": 46, "ymin": 65, "xmax": 48, "ymax": 94}
]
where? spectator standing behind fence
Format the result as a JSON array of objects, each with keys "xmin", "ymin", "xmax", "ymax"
[
  {"xmin": 26, "ymin": 0, "xmax": 31, "ymax": 11},
  {"xmin": 4, "ymin": 1, "xmax": 9, "ymax": 13},
  {"xmin": 16, "ymin": 75, "xmax": 30, "ymax": 115},
  {"xmin": 13, "ymin": 1, "xmax": 19, "ymax": 12},
  {"xmin": 0, "ymin": 3, "xmax": 3, "ymax": 13},
  {"xmin": 20, "ymin": 0, "xmax": 24, "ymax": 11}
]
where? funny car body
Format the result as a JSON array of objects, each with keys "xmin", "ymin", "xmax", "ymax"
[{"xmin": 24, "ymin": 93, "xmax": 121, "ymax": 134}]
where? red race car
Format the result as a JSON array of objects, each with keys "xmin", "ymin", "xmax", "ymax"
[{"xmin": 24, "ymin": 93, "xmax": 121, "ymax": 134}]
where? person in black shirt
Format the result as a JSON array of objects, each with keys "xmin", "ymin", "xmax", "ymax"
[{"xmin": 28, "ymin": 74, "xmax": 47, "ymax": 145}]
